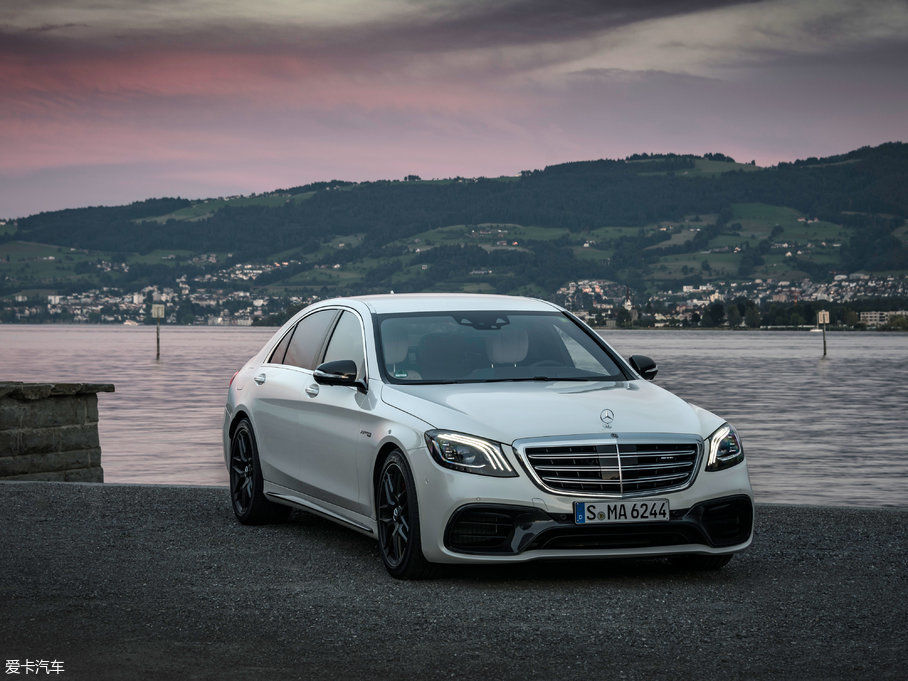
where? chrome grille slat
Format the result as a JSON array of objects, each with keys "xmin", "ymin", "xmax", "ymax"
[
  {"xmin": 625, "ymin": 472, "xmax": 690, "ymax": 483},
  {"xmin": 541, "ymin": 476, "xmax": 618, "ymax": 484},
  {"xmin": 527, "ymin": 453, "xmax": 606, "ymax": 460},
  {"xmin": 542, "ymin": 479, "xmax": 621, "ymax": 490},
  {"xmin": 534, "ymin": 465, "xmax": 619, "ymax": 472},
  {"xmin": 635, "ymin": 448, "xmax": 697, "ymax": 456},
  {"xmin": 523, "ymin": 438, "xmax": 701, "ymax": 497},
  {"xmin": 624, "ymin": 462, "xmax": 694, "ymax": 471}
]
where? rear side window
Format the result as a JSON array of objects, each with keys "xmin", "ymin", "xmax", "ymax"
[
  {"xmin": 281, "ymin": 309, "xmax": 338, "ymax": 370},
  {"xmin": 268, "ymin": 329, "xmax": 294, "ymax": 364}
]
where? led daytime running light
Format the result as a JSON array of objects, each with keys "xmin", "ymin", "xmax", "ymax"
[
  {"xmin": 438, "ymin": 432, "xmax": 510, "ymax": 472},
  {"xmin": 425, "ymin": 430, "xmax": 517, "ymax": 477},
  {"xmin": 707, "ymin": 424, "xmax": 744, "ymax": 471}
]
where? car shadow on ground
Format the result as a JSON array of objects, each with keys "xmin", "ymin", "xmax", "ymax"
[{"xmin": 269, "ymin": 508, "xmax": 739, "ymax": 585}]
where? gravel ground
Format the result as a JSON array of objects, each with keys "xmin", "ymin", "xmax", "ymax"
[{"xmin": 0, "ymin": 481, "xmax": 905, "ymax": 680}]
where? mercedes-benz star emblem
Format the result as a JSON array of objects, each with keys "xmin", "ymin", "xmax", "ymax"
[{"xmin": 600, "ymin": 409, "xmax": 615, "ymax": 428}]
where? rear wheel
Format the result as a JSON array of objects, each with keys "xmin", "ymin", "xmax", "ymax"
[
  {"xmin": 376, "ymin": 451, "xmax": 435, "ymax": 579},
  {"xmin": 669, "ymin": 553, "xmax": 733, "ymax": 571},
  {"xmin": 229, "ymin": 418, "xmax": 290, "ymax": 524}
]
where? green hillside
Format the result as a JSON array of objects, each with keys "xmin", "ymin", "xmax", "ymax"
[{"xmin": 2, "ymin": 145, "xmax": 907, "ymax": 301}]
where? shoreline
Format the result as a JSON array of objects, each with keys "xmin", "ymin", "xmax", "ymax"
[{"xmin": 3, "ymin": 321, "xmax": 908, "ymax": 331}]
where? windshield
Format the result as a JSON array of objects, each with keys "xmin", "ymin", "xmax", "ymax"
[{"xmin": 377, "ymin": 311, "xmax": 629, "ymax": 384}]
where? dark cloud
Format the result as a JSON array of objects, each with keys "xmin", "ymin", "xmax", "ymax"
[
  {"xmin": 370, "ymin": 0, "xmax": 761, "ymax": 52},
  {"xmin": 1, "ymin": 0, "xmax": 762, "ymax": 61},
  {"xmin": 26, "ymin": 23, "xmax": 88, "ymax": 33},
  {"xmin": 567, "ymin": 68, "xmax": 720, "ymax": 85}
]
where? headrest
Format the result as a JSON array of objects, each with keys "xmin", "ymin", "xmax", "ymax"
[
  {"xmin": 383, "ymin": 327, "xmax": 410, "ymax": 365},
  {"xmin": 486, "ymin": 326, "xmax": 528, "ymax": 365}
]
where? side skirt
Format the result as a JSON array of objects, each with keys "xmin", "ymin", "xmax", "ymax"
[{"xmin": 263, "ymin": 483, "xmax": 376, "ymax": 537}]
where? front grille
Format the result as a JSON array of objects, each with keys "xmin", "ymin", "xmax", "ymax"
[{"xmin": 521, "ymin": 438, "xmax": 700, "ymax": 497}]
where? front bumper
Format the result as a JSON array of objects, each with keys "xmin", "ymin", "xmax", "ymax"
[
  {"xmin": 408, "ymin": 440, "xmax": 754, "ymax": 564},
  {"xmin": 444, "ymin": 495, "xmax": 753, "ymax": 555}
]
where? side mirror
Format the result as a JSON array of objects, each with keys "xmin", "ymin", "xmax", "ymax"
[
  {"xmin": 629, "ymin": 355, "xmax": 658, "ymax": 381},
  {"xmin": 314, "ymin": 360, "xmax": 368, "ymax": 393}
]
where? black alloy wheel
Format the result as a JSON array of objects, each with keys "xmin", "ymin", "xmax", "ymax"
[
  {"xmin": 377, "ymin": 451, "xmax": 434, "ymax": 579},
  {"xmin": 229, "ymin": 418, "xmax": 290, "ymax": 524}
]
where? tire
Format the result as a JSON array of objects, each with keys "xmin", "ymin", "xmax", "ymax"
[
  {"xmin": 229, "ymin": 418, "xmax": 291, "ymax": 524},
  {"xmin": 376, "ymin": 451, "xmax": 435, "ymax": 579},
  {"xmin": 669, "ymin": 553, "xmax": 733, "ymax": 571}
]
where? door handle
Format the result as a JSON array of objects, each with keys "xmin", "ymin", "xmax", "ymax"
[
  {"xmin": 254, "ymin": 373, "xmax": 266, "ymax": 385},
  {"xmin": 305, "ymin": 384, "xmax": 320, "ymax": 397}
]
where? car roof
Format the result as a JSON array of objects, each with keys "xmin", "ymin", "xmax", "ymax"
[{"xmin": 315, "ymin": 293, "xmax": 561, "ymax": 315}]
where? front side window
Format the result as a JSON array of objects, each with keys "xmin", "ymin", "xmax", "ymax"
[
  {"xmin": 376, "ymin": 311, "xmax": 628, "ymax": 384},
  {"xmin": 321, "ymin": 310, "xmax": 366, "ymax": 379}
]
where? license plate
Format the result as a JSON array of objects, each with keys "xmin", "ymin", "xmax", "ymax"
[{"xmin": 574, "ymin": 499, "xmax": 670, "ymax": 524}]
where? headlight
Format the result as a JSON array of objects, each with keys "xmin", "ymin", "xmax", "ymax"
[
  {"xmin": 425, "ymin": 430, "xmax": 517, "ymax": 477},
  {"xmin": 706, "ymin": 424, "xmax": 744, "ymax": 471}
]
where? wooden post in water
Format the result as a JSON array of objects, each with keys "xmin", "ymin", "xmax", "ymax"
[
  {"xmin": 151, "ymin": 303, "xmax": 165, "ymax": 360},
  {"xmin": 818, "ymin": 310, "xmax": 829, "ymax": 358}
]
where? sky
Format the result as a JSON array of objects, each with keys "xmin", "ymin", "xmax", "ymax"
[{"xmin": 1, "ymin": 0, "xmax": 907, "ymax": 218}]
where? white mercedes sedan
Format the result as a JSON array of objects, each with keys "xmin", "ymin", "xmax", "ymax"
[{"xmin": 224, "ymin": 294, "xmax": 753, "ymax": 578}]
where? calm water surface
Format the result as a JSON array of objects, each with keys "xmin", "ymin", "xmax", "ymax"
[{"xmin": 1, "ymin": 325, "xmax": 905, "ymax": 507}]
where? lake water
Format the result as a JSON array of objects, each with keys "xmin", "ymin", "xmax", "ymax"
[{"xmin": 1, "ymin": 325, "xmax": 906, "ymax": 507}]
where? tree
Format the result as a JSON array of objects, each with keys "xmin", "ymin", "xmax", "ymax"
[
  {"xmin": 725, "ymin": 304, "xmax": 742, "ymax": 328},
  {"xmin": 738, "ymin": 249, "xmax": 764, "ymax": 276},
  {"xmin": 882, "ymin": 315, "xmax": 908, "ymax": 330},
  {"xmin": 176, "ymin": 298, "xmax": 196, "ymax": 325},
  {"xmin": 702, "ymin": 301, "xmax": 725, "ymax": 327},
  {"xmin": 745, "ymin": 306, "xmax": 761, "ymax": 328}
]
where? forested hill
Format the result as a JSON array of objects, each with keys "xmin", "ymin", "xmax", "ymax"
[{"xmin": 3, "ymin": 143, "xmax": 907, "ymax": 298}]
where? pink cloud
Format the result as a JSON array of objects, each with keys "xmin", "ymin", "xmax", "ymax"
[{"xmin": 1, "ymin": 0, "xmax": 905, "ymax": 217}]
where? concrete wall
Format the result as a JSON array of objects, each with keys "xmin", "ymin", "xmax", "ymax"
[{"xmin": 0, "ymin": 382, "xmax": 115, "ymax": 482}]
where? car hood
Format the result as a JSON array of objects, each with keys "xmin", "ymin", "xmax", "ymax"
[{"xmin": 380, "ymin": 380, "xmax": 722, "ymax": 444}]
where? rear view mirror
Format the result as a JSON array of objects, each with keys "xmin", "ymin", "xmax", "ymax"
[
  {"xmin": 629, "ymin": 355, "xmax": 658, "ymax": 381},
  {"xmin": 314, "ymin": 360, "xmax": 368, "ymax": 393}
]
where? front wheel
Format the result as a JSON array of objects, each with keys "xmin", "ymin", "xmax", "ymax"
[
  {"xmin": 229, "ymin": 418, "xmax": 290, "ymax": 524},
  {"xmin": 376, "ymin": 451, "xmax": 435, "ymax": 579}
]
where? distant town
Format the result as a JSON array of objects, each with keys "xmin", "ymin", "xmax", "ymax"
[
  {"xmin": 558, "ymin": 274, "xmax": 908, "ymax": 329},
  {"xmin": 3, "ymin": 252, "xmax": 905, "ymax": 329}
]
